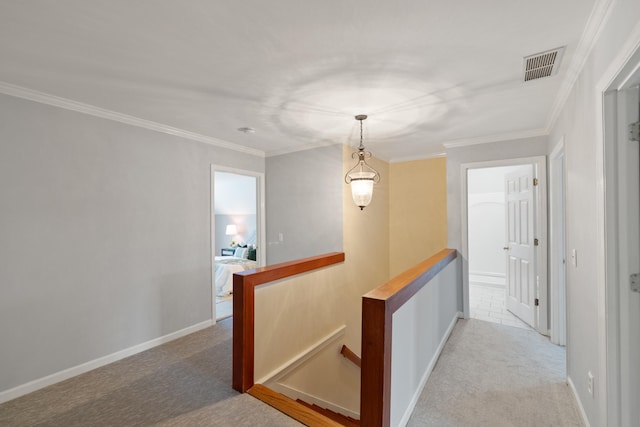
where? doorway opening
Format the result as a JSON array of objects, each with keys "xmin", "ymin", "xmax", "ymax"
[
  {"xmin": 461, "ymin": 156, "xmax": 549, "ymax": 336},
  {"xmin": 467, "ymin": 165, "xmax": 531, "ymax": 329},
  {"xmin": 211, "ymin": 166, "xmax": 265, "ymax": 322}
]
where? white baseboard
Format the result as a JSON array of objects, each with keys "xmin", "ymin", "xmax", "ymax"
[
  {"xmin": 567, "ymin": 376, "xmax": 591, "ymax": 427},
  {"xmin": 269, "ymin": 382, "xmax": 360, "ymax": 420},
  {"xmin": 398, "ymin": 312, "xmax": 460, "ymax": 426},
  {"xmin": 469, "ymin": 271, "xmax": 505, "ymax": 287},
  {"xmin": 0, "ymin": 319, "xmax": 213, "ymax": 404}
]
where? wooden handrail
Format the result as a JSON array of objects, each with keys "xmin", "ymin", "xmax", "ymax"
[
  {"xmin": 340, "ymin": 345, "xmax": 362, "ymax": 368},
  {"xmin": 248, "ymin": 384, "xmax": 343, "ymax": 427},
  {"xmin": 360, "ymin": 248, "xmax": 457, "ymax": 427},
  {"xmin": 232, "ymin": 252, "xmax": 346, "ymax": 392}
]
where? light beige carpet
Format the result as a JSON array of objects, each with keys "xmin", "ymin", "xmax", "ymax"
[
  {"xmin": 0, "ymin": 318, "xmax": 582, "ymax": 426},
  {"xmin": 408, "ymin": 319, "xmax": 584, "ymax": 427},
  {"xmin": 0, "ymin": 318, "xmax": 300, "ymax": 427}
]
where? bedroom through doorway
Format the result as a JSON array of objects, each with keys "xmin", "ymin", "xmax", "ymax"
[{"xmin": 212, "ymin": 168, "xmax": 263, "ymax": 321}]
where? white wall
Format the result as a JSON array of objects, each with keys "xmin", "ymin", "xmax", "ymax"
[
  {"xmin": 0, "ymin": 93, "xmax": 264, "ymax": 398},
  {"xmin": 548, "ymin": 1, "xmax": 640, "ymax": 424},
  {"xmin": 213, "ymin": 172, "xmax": 258, "ymax": 258},
  {"xmin": 214, "ymin": 171, "xmax": 257, "ymax": 216},
  {"xmin": 467, "ymin": 166, "xmax": 522, "ymax": 286}
]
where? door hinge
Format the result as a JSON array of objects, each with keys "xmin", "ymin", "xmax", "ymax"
[
  {"xmin": 630, "ymin": 121, "xmax": 640, "ymax": 142},
  {"xmin": 631, "ymin": 273, "xmax": 640, "ymax": 293},
  {"xmin": 533, "ymin": 178, "xmax": 539, "ymax": 186},
  {"xmin": 535, "ymin": 298, "xmax": 539, "ymax": 306},
  {"xmin": 534, "ymin": 238, "xmax": 539, "ymax": 246}
]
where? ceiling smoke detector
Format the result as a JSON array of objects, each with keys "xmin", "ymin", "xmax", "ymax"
[{"xmin": 523, "ymin": 47, "xmax": 565, "ymax": 82}]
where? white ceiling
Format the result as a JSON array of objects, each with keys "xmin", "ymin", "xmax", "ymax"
[{"xmin": 0, "ymin": 1, "xmax": 599, "ymax": 161}]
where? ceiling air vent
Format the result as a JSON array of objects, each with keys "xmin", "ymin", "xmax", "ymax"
[{"xmin": 523, "ymin": 47, "xmax": 565, "ymax": 82}]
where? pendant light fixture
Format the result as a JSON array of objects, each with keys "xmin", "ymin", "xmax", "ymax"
[{"xmin": 345, "ymin": 114, "xmax": 380, "ymax": 210}]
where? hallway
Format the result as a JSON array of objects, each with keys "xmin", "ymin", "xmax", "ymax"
[{"xmin": 408, "ymin": 319, "xmax": 582, "ymax": 426}]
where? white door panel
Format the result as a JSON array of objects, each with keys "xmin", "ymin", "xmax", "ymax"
[{"xmin": 505, "ymin": 166, "xmax": 536, "ymax": 326}]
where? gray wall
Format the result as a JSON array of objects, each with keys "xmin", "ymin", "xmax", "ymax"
[
  {"xmin": 548, "ymin": 0, "xmax": 640, "ymax": 423},
  {"xmin": 390, "ymin": 258, "xmax": 459, "ymax": 426},
  {"xmin": 0, "ymin": 93, "xmax": 264, "ymax": 394},
  {"xmin": 265, "ymin": 145, "xmax": 343, "ymax": 264}
]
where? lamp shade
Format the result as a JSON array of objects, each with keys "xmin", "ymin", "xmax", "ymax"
[
  {"xmin": 349, "ymin": 171, "xmax": 376, "ymax": 210},
  {"xmin": 225, "ymin": 224, "xmax": 238, "ymax": 236}
]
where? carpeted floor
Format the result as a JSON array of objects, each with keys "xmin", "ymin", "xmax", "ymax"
[
  {"xmin": 0, "ymin": 318, "xmax": 300, "ymax": 427},
  {"xmin": 0, "ymin": 318, "xmax": 582, "ymax": 427},
  {"xmin": 408, "ymin": 319, "xmax": 583, "ymax": 427}
]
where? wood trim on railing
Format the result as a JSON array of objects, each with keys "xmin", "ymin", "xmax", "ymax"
[
  {"xmin": 360, "ymin": 248, "xmax": 457, "ymax": 427},
  {"xmin": 248, "ymin": 384, "xmax": 344, "ymax": 427},
  {"xmin": 232, "ymin": 252, "xmax": 345, "ymax": 393},
  {"xmin": 340, "ymin": 345, "xmax": 362, "ymax": 368}
]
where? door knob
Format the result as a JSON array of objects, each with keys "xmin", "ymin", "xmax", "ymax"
[{"xmin": 503, "ymin": 246, "xmax": 509, "ymax": 250}]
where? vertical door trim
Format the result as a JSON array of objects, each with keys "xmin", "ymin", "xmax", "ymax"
[{"xmin": 550, "ymin": 138, "xmax": 567, "ymax": 345}]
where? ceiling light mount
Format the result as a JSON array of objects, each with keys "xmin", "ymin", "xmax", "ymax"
[{"xmin": 345, "ymin": 114, "xmax": 380, "ymax": 210}]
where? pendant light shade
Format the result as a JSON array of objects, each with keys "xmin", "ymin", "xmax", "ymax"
[
  {"xmin": 345, "ymin": 115, "xmax": 380, "ymax": 210},
  {"xmin": 349, "ymin": 171, "xmax": 376, "ymax": 207}
]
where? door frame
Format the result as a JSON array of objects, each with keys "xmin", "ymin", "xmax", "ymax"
[
  {"xmin": 596, "ymin": 29, "xmax": 640, "ymax": 427},
  {"xmin": 549, "ymin": 138, "xmax": 567, "ymax": 345},
  {"xmin": 210, "ymin": 165, "xmax": 266, "ymax": 323},
  {"xmin": 461, "ymin": 156, "xmax": 548, "ymax": 335}
]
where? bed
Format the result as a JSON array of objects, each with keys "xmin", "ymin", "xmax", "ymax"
[{"xmin": 214, "ymin": 247, "xmax": 257, "ymax": 296}]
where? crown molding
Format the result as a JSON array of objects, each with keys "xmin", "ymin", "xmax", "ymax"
[
  {"xmin": 389, "ymin": 151, "xmax": 446, "ymax": 163},
  {"xmin": 442, "ymin": 128, "xmax": 548, "ymax": 149},
  {"xmin": 0, "ymin": 81, "xmax": 265, "ymax": 158},
  {"xmin": 545, "ymin": 0, "xmax": 615, "ymax": 131},
  {"xmin": 265, "ymin": 141, "xmax": 344, "ymax": 158}
]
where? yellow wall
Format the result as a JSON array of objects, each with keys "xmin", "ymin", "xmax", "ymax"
[
  {"xmin": 254, "ymin": 145, "xmax": 389, "ymax": 413},
  {"xmin": 389, "ymin": 157, "xmax": 447, "ymax": 277},
  {"xmin": 341, "ymin": 146, "xmax": 390, "ymax": 349},
  {"xmin": 254, "ymin": 150, "xmax": 449, "ymax": 414}
]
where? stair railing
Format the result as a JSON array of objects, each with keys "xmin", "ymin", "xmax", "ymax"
[
  {"xmin": 232, "ymin": 252, "xmax": 345, "ymax": 392},
  {"xmin": 360, "ymin": 248, "xmax": 457, "ymax": 426},
  {"xmin": 340, "ymin": 344, "xmax": 362, "ymax": 368}
]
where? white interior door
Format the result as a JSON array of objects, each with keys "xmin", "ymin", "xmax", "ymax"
[{"xmin": 504, "ymin": 166, "xmax": 536, "ymax": 326}]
